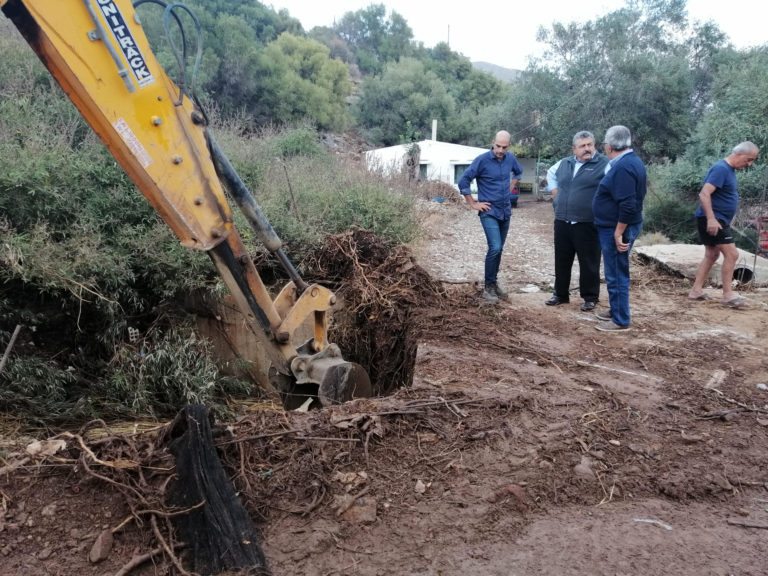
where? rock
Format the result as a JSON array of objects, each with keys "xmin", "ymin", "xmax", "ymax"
[
  {"xmin": 88, "ymin": 529, "xmax": 113, "ymax": 564},
  {"xmin": 40, "ymin": 504, "xmax": 56, "ymax": 517},
  {"xmin": 573, "ymin": 456, "xmax": 596, "ymax": 480},
  {"xmin": 340, "ymin": 497, "xmax": 378, "ymax": 524},
  {"xmin": 38, "ymin": 547, "xmax": 53, "ymax": 561}
]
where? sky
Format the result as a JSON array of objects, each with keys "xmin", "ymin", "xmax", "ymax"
[{"xmin": 268, "ymin": 0, "xmax": 766, "ymax": 70}]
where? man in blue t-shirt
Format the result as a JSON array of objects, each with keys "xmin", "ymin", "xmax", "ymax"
[
  {"xmin": 459, "ymin": 130, "xmax": 523, "ymax": 304},
  {"xmin": 688, "ymin": 142, "xmax": 759, "ymax": 308}
]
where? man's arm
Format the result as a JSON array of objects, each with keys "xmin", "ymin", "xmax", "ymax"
[
  {"xmin": 546, "ymin": 161, "xmax": 561, "ymax": 198},
  {"xmin": 511, "ymin": 157, "xmax": 524, "ymax": 189},
  {"xmin": 610, "ymin": 166, "xmax": 640, "ymax": 252},
  {"xmin": 463, "ymin": 193, "xmax": 490, "ymax": 211},
  {"xmin": 698, "ymin": 182, "xmax": 721, "ymax": 235},
  {"xmin": 459, "ymin": 158, "xmax": 490, "ymax": 211}
]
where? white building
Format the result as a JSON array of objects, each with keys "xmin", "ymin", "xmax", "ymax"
[{"xmin": 364, "ymin": 124, "xmax": 538, "ymax": 194}]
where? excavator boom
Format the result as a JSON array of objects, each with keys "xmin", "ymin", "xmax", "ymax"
[{"xmin": 1, "ymin": 0, "xmax": 371, "ymax": 406}]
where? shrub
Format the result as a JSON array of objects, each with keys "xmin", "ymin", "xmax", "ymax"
[
  {"xmin": 216, "ymin": 124, "xmax": 420, "ymax": 267},
  {"xmin": 99, "ymin": 324, "xmax": 252, "ymax": 418}
]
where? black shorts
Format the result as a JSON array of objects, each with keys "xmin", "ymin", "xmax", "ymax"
[{"xmin": 696, "ymin": 217, "xmax": 734, "ymax": 246}]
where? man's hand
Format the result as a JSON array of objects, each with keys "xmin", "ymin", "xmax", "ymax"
[
  {"xmin": 706, "ymin": 217, "xmax": 722, "ymax": 236},
  {"xmin": 615, "ymin": 234, "xmax": 630, "ymax": 253},
  {"xmin": 464, "ymin": 195, "xmax": 491, "ymax": 212},
  {"xmin": 614, "ymin": 226, "xmax": 629, "ymax": 253}
]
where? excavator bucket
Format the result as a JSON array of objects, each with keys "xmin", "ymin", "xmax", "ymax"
[
  {"xmin": 291, "ymin": 342, "xmax": 372, "ymax": 407},
  {"xmin": 1, "ymin": 0, "xmax": 372, "ymax": 407}
]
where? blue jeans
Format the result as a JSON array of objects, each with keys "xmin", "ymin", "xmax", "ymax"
[
  {"xmin": 480, "ymin": 212, "xmax": 510, "ymax": 286},
  {"xmin": 597, "ymin": 223, "xmax": 642, "ymax": 326}
]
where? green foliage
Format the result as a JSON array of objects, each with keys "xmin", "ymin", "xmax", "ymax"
[
  {"xmin": 134, "ymin": 2, "xmax": 351, "ymax": 130},
  {"xmin": 218, "ymin": 126, "xmax": 420, "ymax": 260},
  {"xmin": 274, "ymin": 126, "xmax": 325, "ymax": 158},
  {"xmin": 0, "ymin": 357, "xmax": 96, "ymax": 424},
  {"xmin": 648, "ymin": 158, "xmax": 706, "ymax": 202},
  {"xmin": 355, "ymin": 58, "xmax": 457, "ymax": 145},
  {"xmin": 184, "ymin": 0, "xmax": 303, "ymax": 44},
  {"xmin": 100, "ymin": 325, "xmax": 252, "ymax": 418},
  {"xmin": 686, "ymin": 48, "xmax": 768, "ymax": 164},
  {"xmin": 256, "ymin": 33, "xmax": 352, "ymax": 130},
  {"xmin": 507, "ymin": 0, "xmax": 723, "ymax": 160},
  {"xmin": 333, "ymin": 4, "xmax": 414, "ymax": 74},
  {"xmin": 642, "ymin": 190, "xmax": 699, "ymax": 244}
]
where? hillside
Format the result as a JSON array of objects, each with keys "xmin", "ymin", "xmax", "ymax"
[{"xmin": 472, "ymin": 61, "xmax": 523, "ymax": 83}]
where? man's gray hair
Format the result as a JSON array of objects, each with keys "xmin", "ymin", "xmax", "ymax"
[
  {"xmin": 733, "ymin": 141, "xmax": 759, "ymax": 155},
  {"xmin": 572, "ymin": 131, "xmax": 595, "ymax": 145},
  {"xmin": 604, "ymin": 125, "xmax": 632, "ymax": 151}
]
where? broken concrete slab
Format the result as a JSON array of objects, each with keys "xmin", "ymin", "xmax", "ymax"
[{"xmin": 634, "ymin": 243, "xmax": 768, "ymax": 287}]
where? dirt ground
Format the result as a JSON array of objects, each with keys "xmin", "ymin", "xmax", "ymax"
[{"xmin": 3, "ymin": 197, "xmax": 768, "ymax": 576}]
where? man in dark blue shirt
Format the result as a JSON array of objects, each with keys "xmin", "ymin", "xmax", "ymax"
[
  {"xmin": 688, "ymin": 141, "xmax": 759, "ymax": 308},
  {"xmin": 458, "ymin": 130, "xmax": 523, "ymax": 304},
  {"xmin": 592, "ymin": 125, "xmax": 646, "ymax": 332}
]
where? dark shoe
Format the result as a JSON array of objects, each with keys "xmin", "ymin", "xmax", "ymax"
[
  {"xmin": 720, "ymin": 297, "xmax": 747, "ymax": 309},
  {"xmin": 482, "ymin": 285, "xmax": 499, "ymax": 305},
  {"xmin": 490, "ymin": 282, "xmax": 509, "ymax": 300},
  {"xmin": 580, "ymin": 301, "xmax": 597, "ymax": 312},
  {"xmin": 545, "ymin": 295, "xmax": 569, "ymax": 306},
  {"xmin": 595, "ymin": 321, "xmax": 631, "ymax": 332},
  {"xmin": 594, "ymin": 310, "xmax": 612, "ymax": 322}
]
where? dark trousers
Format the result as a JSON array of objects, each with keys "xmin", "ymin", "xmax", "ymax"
[{"xmin": 553, "ymin": 219, "xmax": 601, "ymax": 302}]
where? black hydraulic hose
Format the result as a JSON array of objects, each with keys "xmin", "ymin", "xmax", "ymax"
[
  {"xmin": 132, "ymin": 0, "xmax": 203, "ymax": 106},
  {"xmin": 207, "ymin": 133, "xmax": 309, "ymax": 292},
  {"xmin": 209, "ymin": 242, "xmax": 272, "ymax": 336}
]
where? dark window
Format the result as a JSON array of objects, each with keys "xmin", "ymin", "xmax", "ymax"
[{"xmin": 454, "ymin": 164, "xmax": 470, "ymax": 184}]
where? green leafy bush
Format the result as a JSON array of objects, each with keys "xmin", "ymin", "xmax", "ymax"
[{"xmin": 100, "ymin": 325, "xmax": 252, "ymax": 418}]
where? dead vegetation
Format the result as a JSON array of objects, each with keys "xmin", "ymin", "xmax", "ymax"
[{"xmin": 314, "ymin": 229, "xmax": 446, "ymax": 397}]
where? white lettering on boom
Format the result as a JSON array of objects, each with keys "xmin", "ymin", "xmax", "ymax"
[{"xmin": 95, "ymin": 0, "xmax": 155, "ymax": 88}]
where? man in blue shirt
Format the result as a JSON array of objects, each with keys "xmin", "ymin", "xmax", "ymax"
[
  {"xmin": 688, "ymin": 142, "xmax": 759, "ymax": 308},
  {"xmin": 459, "ymin": 130, "xmax": 523, "ymax": 304},
  {"xmin": 592, "ymin": 125, "xmax": 646, "ymax": 332}
]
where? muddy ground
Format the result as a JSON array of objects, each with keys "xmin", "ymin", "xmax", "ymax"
[{"xmin": 2, "ymin": 197, "xmax": 768, "ymax": 576}]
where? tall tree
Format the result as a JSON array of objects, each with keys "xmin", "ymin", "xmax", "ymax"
[
  {"xmin": 255, "ymin": 33, "xmax": 352, "ymax": 130},
  {"xmin": 507, "ymin": 0, "xmax": 706, "ymax": 160},
  {"xmin": 687, "ymin": 47, "xmax": 768, "ymax": 181},
  {"xmin": 354, "ymin": 58, "xmax": 456, "ymax": 145},
  {"xmin": 333, "ymin": 4, "xmax": 414, "ymax": 74}
]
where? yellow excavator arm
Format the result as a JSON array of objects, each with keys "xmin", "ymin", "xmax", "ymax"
[{"xmin": 1, "ymin": 0, "xmax": 370, "ymax": 406}]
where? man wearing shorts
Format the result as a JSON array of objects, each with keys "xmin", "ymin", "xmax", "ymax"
[{"xmin": 688, "ymin": 141, "xmax": 759, "ymax": 307}]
